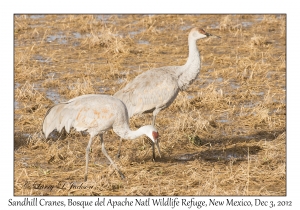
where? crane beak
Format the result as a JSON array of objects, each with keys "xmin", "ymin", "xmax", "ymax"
[{"xmin": 206, "ymin": 32, "xmax": 221, "ymax": 39}]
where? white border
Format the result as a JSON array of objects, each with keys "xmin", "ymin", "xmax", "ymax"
[{"xmin": 2, "ymin": 0, "xmax": 298, "ymax": 209}]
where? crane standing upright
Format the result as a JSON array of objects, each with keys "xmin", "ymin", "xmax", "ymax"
[{"xmin": 114, "ymin": 27, "xmax": 220, "ymax": 159}]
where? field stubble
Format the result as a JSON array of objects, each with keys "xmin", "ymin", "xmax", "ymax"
[{"xmin": 14, "ymin": 14, "xmax": 286, "ymax": 195}]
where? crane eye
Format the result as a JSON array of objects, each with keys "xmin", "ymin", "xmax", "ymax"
[{"xmin": 198, "ymin": 28, "xmax": 206, "ymax": 34}]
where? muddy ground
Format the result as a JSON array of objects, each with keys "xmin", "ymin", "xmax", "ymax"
[{"xmin": 14, "ymin": 14, "xmax": 286, "ymax": 195}]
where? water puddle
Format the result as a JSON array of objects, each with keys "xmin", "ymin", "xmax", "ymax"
[
  {"xmin": 73, "ymin": 32, "xmax": 82, "ymax": 46},
  {"xmin": 215, "ymin": 77, "xmax": 223, "ymax": 83},
  {"xmin": 15, "ymin": 83, "xmax": 21, "ymax": 89},
  {"xmin": 241, "ymin": 21, "xmax": 253, "ymax": 28},
  {"xmin": 210, "ymin": 22, "xmax": 219, "ymax": 29},
  {"xmin": 96, "ymin": 15, "xmax": 113, "ymax": 24},
  {"xmin": 14, "ymin": 83, "xmax": 23, "ymax": 110},
  {"xmin": 175, "ymin": 152, "xmax": 199, "ymax": 161},
  {"xmin": 216, "ymin": 119, "xmax": 229, "ymax": 123},
  {"xmin": 46, "ymin": 89, "xmax": 61, "ymax": 104},
  {"xmin": 32, "ymin": 55, "xmax": 51, "ymax": 63},
  {"xmin": 73, "ymin": 32, "xmax": 82, "ymax": 39},
  {"xmin": 210, "ymin": 20, "xmax": 254, "ymax": 29},
  {"xmin": 30, "ymin": 15, "xmax": 45, "ymax": 19},
  {"xmin": 179, "ymin": 25, "xmax": 192, "ymax": 31},
  {"xmin": 255, "ymin": 16, "xmax": 264, "ymax": 22},
  {"xmin": 187, "ymin": 95, "xmax": 194, "ymax": 100},
  {"xmin": 209, "ymin": 152, "xmax": 247, "ymax": 161},
  {"xmin": 117, "ymin": 78, "xmax": 124, "ymax": 84},
  {"xmin": 230, "ymin": 82, "xmax": 240, "ymax": 89},
  {"xmin": 240, "ymin": 101, "xmax": 260, "ymax": 108},
  {"xmin": 251, "ymin": 91, "xmax": 265, "ymax": 96},
  {"xmin": 120, "ymin": 67, "xmax": 144, "ymax": 76},
  {"xmin": 266, "ymin": 70, "xmax": 278, "ymax": 78},
  {"xmin": 137, "ymin": 40, "xmax": 149, "ymax": 45},
  {"xmin": 14, "ymin": 101, "xmax": 20, "ymax": 109},
  {"xmin": 203, "ymin": 145, "xmax": 262, "ymax": 162},
  {"xmin": 33, "ymin": 83, "xmax": 63, "ymax": 104},
  {"xmin": 199, "ymin": 77, "xmax": 224, "ymax": 88},
  {"xmin": 128, "ymin": 29, "xmax": 145, "ymax": 37},
  {"xmin": 175, "ymin": 151, "xmax": 247, "ymax": 162},
  {"xmin": 46, "ymin": 72, "xmax": 60, "ymax": 80},
  {"xmin": 272, "ymin": 98, "xmax": 286, "ymax": 105},
  {"xmin": 214, "ymin": 49, "xmax": 228, "ymax": 55},
  {"xmin": 19, "ymin": 156, "xmax": 31, "ymax": 167},
  {"xmin": 99, "ymin": 87, "xmax": 110, "ymax": 93},
  {"xmin": 216, "ymin": 112, "xmax": 230, "ymax": 123},
  {"xmin": 46, "ymin": 32, "xmax": 67, "ymax": 44}
]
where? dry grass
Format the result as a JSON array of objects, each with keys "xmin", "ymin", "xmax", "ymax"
[{"xmin": 14, "ymin": 14, "xmax": 286, "ymax": 196}]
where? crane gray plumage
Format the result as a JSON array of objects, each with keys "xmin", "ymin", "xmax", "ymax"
[
  {"xmin": 42, "ymin": 94, "xmax": 161, "ymax": 181},
  {"xmin": 114, "ymin": 27, "xmax": 220, "ymax": 158}
]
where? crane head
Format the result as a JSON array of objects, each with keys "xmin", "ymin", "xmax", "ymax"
[
  {"xmin": 142, "ymin": 125, "xmax": 162, "ymax": 158},
  {"xmin": 190, "ymin": 27, "xmax": 221, "ymax": 40}
]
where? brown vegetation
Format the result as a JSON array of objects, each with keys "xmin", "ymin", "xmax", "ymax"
[{"xmin": 14, "ymin": 14, "xmax": 286, "ymax": 195}]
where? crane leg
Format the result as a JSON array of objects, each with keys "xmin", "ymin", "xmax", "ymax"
[
  {"xmin": 151, "ymin": 115, "xmax": 156, "ymax": 161},
  {"xmin": 100, "ymin": 134, "xmax": 125, "ymax": 179},
  {"xmin": 84, "ymin": 135, "xmax": 94, "ymax": 181},
  {"xmin": 151, "ymin": 114, "xmax": 156, "ymax": 126},
  {"xmin": 117, "ymin": 138, "xmax": 123, "ymax": 158},
  {"xmin": 152, "ymin": 108, "xmax": 161, "ymax": 126},
  {"xmin": 151, "ymin": 109, "xmax": 160, "ymax": 161}
]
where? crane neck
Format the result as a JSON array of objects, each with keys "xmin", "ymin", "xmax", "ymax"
[
  {"xmin": 184, "ymin": 38, "xmax": 201, "ymax": 68},
  {"xmin": 123, "ymin": 127, "xmax": 147, "ymax": 140},
  {"xmin": 177, "ymin": 37, "xmax": 201, "ymax": 90},
  {"xmin": 113, "ymin": 123, "xmax": 148, "ymax": 140}
]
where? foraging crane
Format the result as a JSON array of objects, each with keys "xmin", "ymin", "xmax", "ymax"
[
  {"xmin": 42, "ymin": 94, "xmax": 161, "ymax": 181},
  {"xmin": 114, "ymin": 27, "xmax": 220, "ymax": 159}
]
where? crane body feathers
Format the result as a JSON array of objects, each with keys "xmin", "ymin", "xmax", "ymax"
[
  {"xmin": 114, "ymin": 67, "xmax": 180, "ymax": 118},
  {"xmin": 43, "ymin": 94, "xmax": 127, "ymax": 138}
]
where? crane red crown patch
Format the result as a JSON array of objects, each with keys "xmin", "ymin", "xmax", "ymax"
[{"xmin": 152, "ymin": 131, "xmax": 159, "ymax": 139}]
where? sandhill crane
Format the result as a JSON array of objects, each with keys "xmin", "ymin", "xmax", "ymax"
[
  {"xmin": 42, "ymin": 94, "xmax": 161, "ymax": 181},
  {"xmin": 114, "ymin": 27, "xmax": 220, "ymax": 159}
]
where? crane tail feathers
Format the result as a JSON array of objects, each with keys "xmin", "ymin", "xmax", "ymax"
[{"xmin": 42, "ymin": 103, "xmax": 69, "ymax": 138}]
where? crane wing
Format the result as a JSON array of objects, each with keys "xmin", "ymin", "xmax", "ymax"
[
  {"xmin": 43, "ymin": 95, "xmax": 117, "ymax": 138},
  {"xmin": 114, "ymin": 68, "xmax": 179, "ymax": 117}
]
